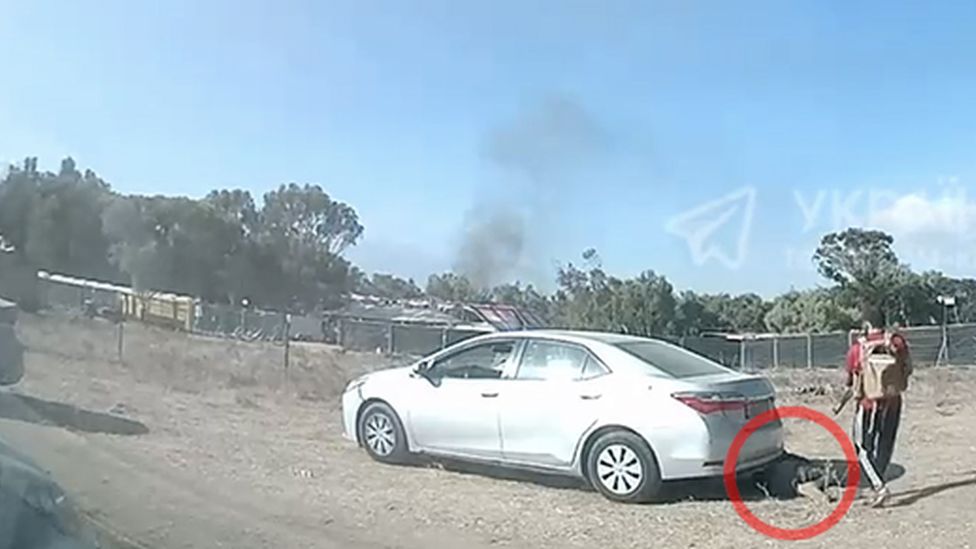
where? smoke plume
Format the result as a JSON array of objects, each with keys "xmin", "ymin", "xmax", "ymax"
[
  {"xmin": 454, "ymin": 95, "xmax": 606, "ymax": 290},
  {"xmin": 455, "ymin": 206, "xmax": 525, "ymax": 290}
]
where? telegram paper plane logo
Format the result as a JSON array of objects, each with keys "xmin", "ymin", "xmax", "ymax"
[{"xmin": 665, "ymin": 187, "xmax": 756, "ymax": 270}]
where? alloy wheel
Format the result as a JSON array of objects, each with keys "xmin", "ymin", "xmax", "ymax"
[
  {"xmin": 595, "ymin": 444, "xmax": 644, "ymax": 495},
  {"xmin": 364, "ymin": 412, "xmax": 396, "ymax": 456}
]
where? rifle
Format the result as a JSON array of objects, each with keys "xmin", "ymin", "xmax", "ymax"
[{"xmin": 833, "ymin": 386, "xmax": 854, "ymax": 415}]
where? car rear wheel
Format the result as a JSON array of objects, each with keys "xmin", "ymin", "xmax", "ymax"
[
  {"xmin": 585, "ymin": 430, "xmax": 662, "ymax": 503},
  {"xmin": 358, "ymin": 402, "xmax": 410, "ymax": 464}
]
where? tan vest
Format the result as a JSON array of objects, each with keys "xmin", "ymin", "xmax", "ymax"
[{"xmin": 854, "ymin": 333, "xmax": 909, "ymax": 400}]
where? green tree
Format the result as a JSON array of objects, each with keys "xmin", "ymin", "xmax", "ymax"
[
  {"xmin": 610, "ymin": 271, "xmax": 676, "ymax": 336},
  {"xmin": 488, "ymin": 282, "xmax": 551, "ymax": 321},
  {"xmin": 764, "ymin": 288, "xmax": 857, "ymax": 333},
  {"xmin": 691, "ymin": 293, "xmax": 769, "ymax": 333},
  {"xmin": 363, "ymin": 273, "xmax": 424, "ymax": 300},
  {"xmin": 0, "ymin": 157, "xmax": 116, "ymax": 281},
  {"xmin": 673, "ymin": 291, "xmax": 725, "ymax": 336},
  {"xmin": 261, "ymin": 183, "xmax": 363, "ymax": 255},
  {"xmin": 206, "ymin": 189, "xmax": 259, "ymax": 234},
  {"xmin": 552, "ymin": 252, "xmax": 676, "ymax": 336},
  {"xmin": 102, "ymin": 196, "xmax": 168, "ymax": 291},
  {"xmin": 256, "ymin": 183, "xmax": 363, "ymax": 310},
  {"xmin": 103, "ymin": 195, "xmax": 243, "ymax": 302},
  {"xmin": 0, "ymin": 158, "xmax": 40, "ymax": 258},
  {"xmin": 889, "ymin": 271, "xmax": 976, "ymax": 326},
  {"xmin": 552, "ymin": 262, "xmax": 618, "ymax": 330},
  {"xmin": 426, "ymin": 272, "xmax": 479, "ymax": 302},
  {"xmin": 935, "ymin": 276, "xmax": 976, "ymax": 323},
  {"xmin": 813, "ymin": 228, "xmax": 902, "ymax": 326}
]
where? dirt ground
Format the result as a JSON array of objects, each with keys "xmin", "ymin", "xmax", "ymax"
[{"xmin": 3, "ymin": 313, "xmax": 976, "ymax": 549}]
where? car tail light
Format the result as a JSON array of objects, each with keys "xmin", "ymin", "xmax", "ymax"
[{"xmin": 672, "ymin": 392, "xmax": 747, "ymax": 415}]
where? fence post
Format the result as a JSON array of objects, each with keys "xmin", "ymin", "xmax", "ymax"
[
  {"xmin": 772, "ymin": 336, "xmax": 779, "ymax": 370},
  {"xmin": 739, "ymin": 339, "xmax": 746, "ymax": 371},
  {"xmin": 388, "ymin": 323, "xmax": 396, "ymax": 355},
  {"xmin": 806, "ymin": 333, "xmax": 813, "ymax": 369},
  {"xmin": 116, "ymin": 321, "xmax": 124, "ymax": 363},
  {"xmin": 947, "ymin": 324, "xmax": 952, "ymax": 364},
  {"xmin": 283, "ymin": 314, "xmax": 291, "ymax": 374}
]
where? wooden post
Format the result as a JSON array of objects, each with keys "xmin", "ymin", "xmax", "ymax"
[
  {"xmin": 946, "ymin": 321, "xmax": 952, "ymax": 365},
  {"xmin": 116, "ymin": 321, "xmax": 124, "ymax": 363},
  {"xmin": 806, "ymin": 333, "xmax": 813, "ymax": 369},
  {"xmin": 283, "ymin": 314, "xmax": 291, "ymax": 374}
]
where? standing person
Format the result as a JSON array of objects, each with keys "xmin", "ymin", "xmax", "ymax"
[{"xmin": 844, "ymin": 321, "xmax": 913, "ymax": 507}]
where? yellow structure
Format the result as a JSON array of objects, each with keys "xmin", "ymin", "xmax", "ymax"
[
  {"xmin": 119, "ymin": 291, "xmax": 195, "ymax": 331},
  {"xmin": 37, "ymin": 271, "xmax": 196, "ymax": 331}
]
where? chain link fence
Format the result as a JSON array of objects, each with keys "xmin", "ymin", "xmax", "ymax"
[
  {"xmin": 333, "ymin": 317, "xmax": 490, "ymax": 356},
  {"xmin": 21, "ymin": 271, "xmax": 976, "ymax": 368},
  {"xmin": 192, "ymin": 303, "xmax": 291, "ymax": 342},
  {"xmin": 27, "ymin": 274, "xmax": 490, "ymax": 357},
  {"xmin": 339, "ymin": 319, "xmax": 976, "ymax": 369},
  {"xmin": 680, "ymin": 323, "xmax": 974, "ymax": 371}
]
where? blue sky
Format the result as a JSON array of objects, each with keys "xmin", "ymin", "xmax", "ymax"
[{"xmin": 4, "ymin": 0, "xmax": 976, "ymax": 296}]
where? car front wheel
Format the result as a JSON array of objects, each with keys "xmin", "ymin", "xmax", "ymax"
[
  {"xmin": 585, "ymin": 430, "xmax": 662, "ymax": 503},
  {"xmin": 358, "ymin": 402, "xmax": 410, "ymax": 464}
]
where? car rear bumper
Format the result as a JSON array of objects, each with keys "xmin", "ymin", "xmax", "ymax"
[
  {"xmin": 702, "ymin": 446, "xmax": 785, "ymax": 474},
  {"xmin": 664, "ymin": 446, "xmax": 785, "ymax": 480},
  {"xmin": 657, "ymin": 421, "xmax": 786, "ymax": 480}
]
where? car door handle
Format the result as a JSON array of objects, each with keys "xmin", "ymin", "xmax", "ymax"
[
  {"xmin": 579, "ymin": 394, "xmax": 602, "ymax": 400},
  {"xmin": 481, "ymin": 392, "xmax": 499, "ymax": 398}
]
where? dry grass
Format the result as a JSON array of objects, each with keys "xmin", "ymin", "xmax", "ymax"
[
  {"xmin": 5, "ymin": 313, "xmax": 976, "ymax": 549},
  {"xmin": 15, "ymin": 312, "xmax": 409, "ymax": 400}
]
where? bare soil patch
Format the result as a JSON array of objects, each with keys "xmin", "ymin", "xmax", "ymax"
[{"xmin": 5, "ymin": 314, "xmax": 976, "ymax": 548}]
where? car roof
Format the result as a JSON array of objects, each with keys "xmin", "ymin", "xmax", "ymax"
[{"xmin": 475, "ymin": 329, "xmax": 660, "ymax": 347}]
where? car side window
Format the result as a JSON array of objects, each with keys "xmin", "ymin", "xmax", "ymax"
[
  {"xmin": 580, "ymin": 355, "xmax": 609, "ymax": 379},
  {"xmin": 516, "ymin": 340, "xmax": 588, "ymax": 381},
  {"xmin": 427, "ymin": 341, "xmax": 514, "ymax": 380}
]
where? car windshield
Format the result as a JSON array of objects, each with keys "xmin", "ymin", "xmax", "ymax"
[{"xmin": 615, "ymin": 341, "xmax": 731, "ymax": 379}]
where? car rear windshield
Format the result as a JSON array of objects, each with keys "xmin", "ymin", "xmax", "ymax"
[{"xmin": 615, "ymin": 341, "xmax": 731, "ymax": 378}]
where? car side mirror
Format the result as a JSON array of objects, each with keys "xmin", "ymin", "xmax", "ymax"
[{"xmin": 413, "ymin": 361, "xmax": 441, "ymax": 387}]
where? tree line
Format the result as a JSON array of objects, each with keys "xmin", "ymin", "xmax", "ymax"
[
  {"xmin": 2, "ymin": 157, "xmax": 976, "ymax": 336},
  {"xmin": 0, "ymin": 157, "xmax": 363, "ymax": 311},
  {"xmin": 427, "ymin": 238, "xmax": 976, "ymax": 336}
]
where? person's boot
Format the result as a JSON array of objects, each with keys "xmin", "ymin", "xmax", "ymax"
[{"xmin": 796, "ymin": 480, "xmax": 830, "ymax": 505}]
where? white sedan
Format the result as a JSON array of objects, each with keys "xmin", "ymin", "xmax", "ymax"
[{"xmin": 341, "ymin": 330, "xmax": 784, "ymax": 503}]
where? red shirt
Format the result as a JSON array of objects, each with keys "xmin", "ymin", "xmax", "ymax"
[{"xmin": 845, "ymin": 330, "xmax": 910, "ymax": 409}]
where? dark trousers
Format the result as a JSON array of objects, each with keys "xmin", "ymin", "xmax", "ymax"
[{"xmin": 853, "ymin": 397, "xmax": 902, "ymax": 489}]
